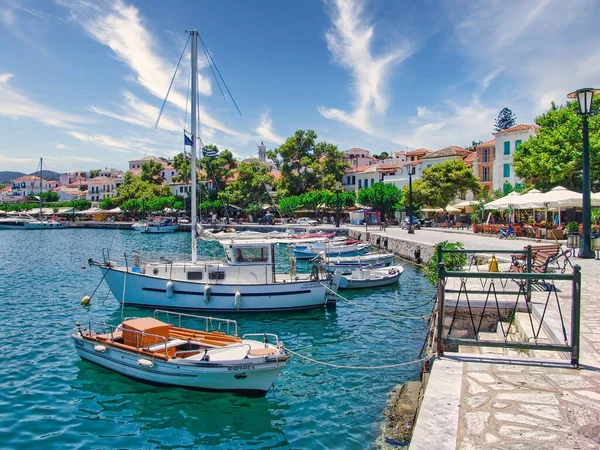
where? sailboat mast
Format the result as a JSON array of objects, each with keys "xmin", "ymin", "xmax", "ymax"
[
  {"xmin": 190, "ymin": 30, "xmax": 198, "ymax": 264},
  {"xmin": 39, "ymin": 157, "xmax": 43, "ymax": 220}
]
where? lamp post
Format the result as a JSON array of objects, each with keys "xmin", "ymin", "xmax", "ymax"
[
  {"xmin": 568, "ymin": 88, "xmax": 599, "ymax": 258},
  {"xmin": 335, "ymin": 182, "xmax": 341, "ymax": 228},
  {"xmin": 408, "ymin": 165, "xmax": 414, "ymax": 234}
]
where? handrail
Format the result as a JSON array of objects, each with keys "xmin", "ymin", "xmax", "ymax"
[
  {"xmin": 84, "ymin": 320, "xmax": 171, "ymax": 358},
  {"xmin": 153, "ymin": 309, "xmax": 238, "ymax": 336},
  {"xmin": 242, "ymin": 332, "xmax": 281, "ymax": 347}
]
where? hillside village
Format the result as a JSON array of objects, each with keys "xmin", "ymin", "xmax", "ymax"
[{"xmin": 0, "ymin": 124, "xmax": 536, "ymax": 208}]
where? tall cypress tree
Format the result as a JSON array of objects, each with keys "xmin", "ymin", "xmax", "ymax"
[{"xmin": 494, "ymin": 108, "xmax": 517, "ymax": 132}]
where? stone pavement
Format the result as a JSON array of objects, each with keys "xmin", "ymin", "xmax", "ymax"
[{"xmin": 359, "ymin": 227, "xmax": 600, "ymax": 449}]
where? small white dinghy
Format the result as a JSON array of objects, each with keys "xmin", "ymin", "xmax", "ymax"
[
  {"xmin": 339, "ymin": 265, "xmax": 403, "ymax": 289},
  {"xmin": 72, "ymin": 310, "xmax": 290, "ymax": 396}
]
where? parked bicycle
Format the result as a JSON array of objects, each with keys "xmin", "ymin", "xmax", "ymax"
[{"xmin": 498, "ymin": 225, "xmax": 516, "ymax": 240}]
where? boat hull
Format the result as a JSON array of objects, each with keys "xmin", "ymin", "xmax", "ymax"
[
  {"xmin": 294, "ymin": 247, "xmax": 369, "ymax": 260},
  {"xmin": 101, "ymin": 267, "xmax": 332, "ymax": 311},
  {"xmin": 340, "ymin": 266, "xmax": 403, "ymax": 289},
  {"xmin": 73, "ymin": 336, "xmax": 286, "ymax": 395},
  {"xmin": 0, "ymin": 219, "xmax": 67, "ymax": 229}
]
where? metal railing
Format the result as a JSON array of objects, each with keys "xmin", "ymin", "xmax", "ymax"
[
  {"xmin": 435, "ymin": 247, "xmax": 581, "ymax": 367},
  {"xmin": 153, "ymin": 309, "xmax": 238, "ymax": 336}
]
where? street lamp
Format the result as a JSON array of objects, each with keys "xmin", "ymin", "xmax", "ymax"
[
  {"xmin": 335, "ymin": 182, "xmax": 341, "ymax": 228},
  {"xmin": 408, "ymin": 165, "xmax": 414, "ymax": 234},
  {"xmin": 568, "ymin": 88, "xmax": 599, "ymax": 258}
]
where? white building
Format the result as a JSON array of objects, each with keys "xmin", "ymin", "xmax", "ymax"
[
  {"xmin": 11, "ymin": 175, "xmax": 49, "ymax": 197},
  {"xmin": 492, "ymin": 124, "xmax": 538, "ymax": 191},
  {"xmin": 59, "ymin": 171, "xmax": 88, "ymax": 186},
  {"xmin": 161, "ymin": 165, "xmax": 178, "ymax": 185},
  {"xmin": 345, "ymin": 148, "xmax": 375, "ymax": 168},
  {"xmin": 54, "ymin": 185, "xmax": 87, "ymax": 201},
  {"xmin": 128, "ymin": 156, "xmax": 170, "ymax": 171},
  {"xmin": 87, "ymin": 176, "xmax": 124, "ymax": 204},
  {"xmin": 98, "ymin": 168, "xmax": 123, "ymax": 178}
]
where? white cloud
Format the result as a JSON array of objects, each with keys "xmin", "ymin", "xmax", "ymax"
[
  {"xmin": 256, "ymin": 112, "xmax": 284, "ymax": 144},
  {"xmin": 0, "ymin": 72, "xmax": 87, "ymax": 128},
  {"xmin": 319, "ymin": 0, "xmax": 414, "ymax": 133},
  {"xmin": 68, "ymin": 131, "xmax": 138, "ymax": 153},
  {"xmin": 56, "ymin": 143, "xmax": 71, "ymax": 150},
  {"xmin": 59, "ymin": 0, "xmax": 253, "ymax": 141}
]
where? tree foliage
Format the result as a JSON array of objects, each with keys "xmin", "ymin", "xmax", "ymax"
[
  {"xmin": 494, "ymin": 107, "xmax": 517, "ymax": 132},
  {"xmin": 513, "ymin": 98, "xmax": 600, "ymax": 191},
  {"xmin": 115, "ymin": 172, "xmax": 172, "ymax": 202},
  {"xmin": 202, "ymin": 146, "xmax": 237, "ymax": 194},
  {"xmin": 267, "ymin": 129, "xmax": 348, "ymax": 196},
  {"xmin": 278, "ymin": 195, "xmax": 302, "ymax": 216},
  {"xmin": 172, "ymin": 152, "xmax": 191, "ymax": 183},
  {"xmin": 424, "ymin": 241, "xmax": 467, "ymax": 284},
  {"xmin": 403, "ymin": 159, "xmax": 482, "ymax": 209},
  {"xmin": 0, "ymin": 199, "xmax": 91, "ymax": 212},
  {"xmin": 357, "ymin": 182, "xmax": 402, "ymax": 219},
  {"xmin": 225, "ymin": 161, "xmax": 274, "ymax": 210},
  {"xmin": 89, "ymin": 169, "xmax": 101, "ymax": 179},
  {"xmin": 37, "ymin": 191, "xmax": 59, "ymax": 202},
  {"xmin": 141, "ymin": 160, "xmax": 164, "ymax": 185}
]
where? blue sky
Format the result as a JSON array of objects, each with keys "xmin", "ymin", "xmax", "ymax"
[{"xmin": 1, "ymin": 0, "xmax": 599, "ymax": 173}]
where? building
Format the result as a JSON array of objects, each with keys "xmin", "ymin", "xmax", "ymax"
[
  {"xmin": 419, "ymin": 145, "xmax": 471, "ymax": 169},
  {"xmin": 98, "ymin": 167, "xmax": 123, "ymax": 178},
  {"xmin": 161, "ymin": 165, "xmax": 178, "ymax": 185},
  {"xmin": 257, "ymin": 141, "xmax": 266, "ymax": 162},
  {"xmin": 345, "ymin": 148, "xmax": 375, "ymax": 168},
  {"xmin": 54, "ymin": 185, "xmax": 88, "ymax": 202},
  {"xmin": 10, "ymin": 175, "xmax": 49, "ymax": 197},
  {"xmin": 492, "ymin": 124, "xmax": 538, "ymax": 191},
  {"xmin": 87, "ymin": 176, "xmax": 124, "ymax": 204},
  {"xmin": 474, "ymin": 139, "xmax": 495, "ymax": 192},
  {"xmin": 59, "ymin": 171, "xmax": 88, "ymax": 186},
  {"xmin": 128, "ymin": 156, "xmax": 171, "ymax": 171}
]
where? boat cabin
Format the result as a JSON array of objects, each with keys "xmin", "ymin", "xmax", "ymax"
[{"xmin": 223, "ymin": 240, "xmax": 276, "ymax": 266}]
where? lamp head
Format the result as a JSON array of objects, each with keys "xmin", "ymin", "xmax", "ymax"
[{"xmin": 567, "ymin": 88, "xmax": 599, "ymax": 115}]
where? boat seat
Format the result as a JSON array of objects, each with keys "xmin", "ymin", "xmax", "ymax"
[
  {"xmin": 96, "ymin": 330, "xmax": 123, "ymax": 341},
  {"xmin": 144, "ymin": 338, "xmax": 188, "ymax": 352},
  {"xmin": 248, "ymin": 348, "xmax": 278, "ymax": 356}
]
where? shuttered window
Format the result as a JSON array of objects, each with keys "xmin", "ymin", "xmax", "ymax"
[{"xmin": 504, "ymin": 141, "xmax": 510, "ymax": 155}]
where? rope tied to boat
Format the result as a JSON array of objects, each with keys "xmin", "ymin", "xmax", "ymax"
[
  {"xmin": 320, "ymin": 283, "xmax": 432, "ymax": 320},
  {"xmin": 284, "ymin": 347, "xmax": 428, "ymax": 370}
]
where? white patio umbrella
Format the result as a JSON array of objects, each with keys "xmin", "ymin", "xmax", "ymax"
[
  {"xmin": 552, "ymin": 186, "xmax": 600, "ymax": 208},
  {"xmin": 483, "ymin": 191, "xmax": 521, "ymax": 210},
  {"xmin": 508, "ymin": 189, "xmax": 545, "ymax": 209}
]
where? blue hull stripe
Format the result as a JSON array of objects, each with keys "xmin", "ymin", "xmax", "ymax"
[{"xmin": 141, "ymin": 287, "xmax": 311, "ymax": 297}]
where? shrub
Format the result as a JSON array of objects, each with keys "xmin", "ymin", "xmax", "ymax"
[
  {"xmin": 424, "ymin": 241, "xmax": 467, "ymax": 284},
  {"xmin": 567, "ymin": 221, "xmax": 579, "ymax": 233}
]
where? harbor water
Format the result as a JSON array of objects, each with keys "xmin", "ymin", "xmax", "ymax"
[{"xmin": 0, "ymin": 229, "xmax": 434, "ymax": 449}]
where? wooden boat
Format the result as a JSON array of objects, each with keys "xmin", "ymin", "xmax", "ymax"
[
  {"xmin": 72, "ymin": 310, "xmax": 290, "ymax": 396},
  {"xmin": 339, "ymin": 265, "xmax": 403, "ymax": 289}
]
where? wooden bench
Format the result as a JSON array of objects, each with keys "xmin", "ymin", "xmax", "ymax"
[{"xmin": 510, "ymin": 244, "xmax": 572, "ymax": 274}]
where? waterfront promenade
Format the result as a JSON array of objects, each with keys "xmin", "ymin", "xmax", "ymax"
[{"xmin": 353, "ymin": 226, "xmax": 600, "ymax": 449}]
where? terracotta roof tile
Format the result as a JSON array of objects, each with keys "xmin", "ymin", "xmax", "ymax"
[{"xmin": 493, "ymin": 124, "xmax": 539, "ymax": 135}]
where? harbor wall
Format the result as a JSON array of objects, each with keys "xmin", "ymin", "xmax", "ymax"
[{"xmin": 347, "ymin": 229, "xmax": 434, "ymax": 265}]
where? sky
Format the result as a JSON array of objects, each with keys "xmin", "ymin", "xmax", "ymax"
[{"xmin": 0, "ymin": 0, "xmax": 599, "ymax": 174}]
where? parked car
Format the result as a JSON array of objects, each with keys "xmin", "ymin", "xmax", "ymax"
[{"xmin": 296, "ymin": 217, "xmax": 318, "ymax": 226}]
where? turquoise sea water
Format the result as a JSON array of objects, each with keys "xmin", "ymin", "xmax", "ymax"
[{"xmin": 0, "ymin": 229, "xmax": 434, "ymax": 449}]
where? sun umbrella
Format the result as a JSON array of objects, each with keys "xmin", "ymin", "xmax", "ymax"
[{"xmin": 484, "ymin": 191, "xmax": 521, "ymax": 210}]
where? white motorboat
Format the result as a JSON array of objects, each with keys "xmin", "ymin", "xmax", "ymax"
[
  {"xmin": 89, "ymin": 31, "xmax": 343, "ymax": 312},
  {"xmin": 321, "ymin": 252, "xmax": 396, "ymax": 274},
  {"xmin": 133, "ymin": 219, "xmax": 179, "ymax": 233},
  {"xmin": 339, "ymin": 265, "xmax": 403, "ymax": 289},
  {"xmin": 89, "ymin": 239, "xmax": 342, "ymax": 311},
  {"xmin": 292, "ymin": 241, "xmax": 371, "ymax": 260},
  {"xmin": 72, "ymin": 310, "xmax": 290, "ymax": 396}
]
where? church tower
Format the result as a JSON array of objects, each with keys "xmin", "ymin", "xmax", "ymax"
[{"xmin": 257, "ymin": 140, "xmax": 266, "ymax": 162}]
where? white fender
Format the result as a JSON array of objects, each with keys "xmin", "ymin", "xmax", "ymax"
[
  {"xmin": 234, "ymin": 289, "xmax": 242, "ymax": 310},
  {"xmin": 166, "ymin": 280, "xmax": 174, "ymax": 298},
  {"xmin": 138, "ymin": 358, "xmax": 154, "ymax": 368},
  {"xmin": 94, "ymin": 345, "xmax": 106, "ymax": 353},
  {"xmin": 204, "ymin": 284, "xmax": 211, "ymax": 304}
]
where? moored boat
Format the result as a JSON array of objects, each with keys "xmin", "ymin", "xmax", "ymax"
[
  {"xmin": 292, "ymin": 241, "xmax": 370, "ymax": 260},
  {"xmin": 321, "ymin": 252, "xmax": 396, "ymax": 274},
  {"xmin": 72, "ymin": 310, "xmax": 290, "ymax": 396},
  {"xmin": 339, "ymin": 265, "xmax": 403, "ymax": 289},
  {"xmin": 133, "ymin": 218, "xmax": 179, "ymax": 233}
]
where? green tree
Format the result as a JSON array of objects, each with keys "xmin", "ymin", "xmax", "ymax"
[
  {"xmin": 267, "ymin": 129, "xmax": 348, "ymax": 196},
  {"xmin": 494, "ymin": 107, "xmax": 517, "ymax": 132},
  {"xmin": 225, "ymin": 161, "xmax": 274, "ymax": 209},
  {"xmin": 141, "ymin": 160, "xmax": 164, "ymax": 185},
  {"xmin": 99, "ymin": 198, "xmax": 114, "ymax": 210},
  {"xmin": 372, "ymin": 151, "xmax": 390, "ymax": 160},
  {"xmin": 299, "ymin": 190, "xmax": 329, "ymax": 218},
  {"xmin": 115, "ymin": 172, "xmax": 172, "ymax": 203},
  {"xmin": 39, "ymin": 191, "xmax": 59, "ymax": 202},
  {"xmin": 89, "ymin": 169, "xmax": 101, "ymax": 178},
  {"xmin": 357, "ymin": 182, "xmax": 402, "ymax": 219},
  {"xmin": 404, "ymin": 159, "xmax": 481, "ymax": 209},
  {"xmin": 278, "ymin": 195, "xmax": 302, "ymax": 217},
  {"xmin": 172, "ymin": 152, "xmax": 191, "ymax": 183},
  {"xmin": 513, "ymin": 98, "xmax": 600, "ymax": 191},
  {"xmin": 202, "ymin": 146, "xmax": 237, "ymax": 195}
]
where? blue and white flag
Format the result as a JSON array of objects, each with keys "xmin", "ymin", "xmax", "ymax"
[
  {"xmin": 184, "ymin": 131, "xmax": 194, "ymax": 147},
  {"xmin": 203, "ymin": 147, "xmax": 219, "ymax": 159}
]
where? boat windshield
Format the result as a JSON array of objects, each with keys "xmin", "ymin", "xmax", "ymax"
[{"xmin": 230, "ymin": 246, "xmax": 269, "ymax": 263}]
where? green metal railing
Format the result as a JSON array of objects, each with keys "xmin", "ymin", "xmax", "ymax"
[{"xmin": 435, "ymin": 246, "xmax": 581, "ymax": 367}]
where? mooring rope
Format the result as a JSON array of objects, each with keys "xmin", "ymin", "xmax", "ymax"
[
  {"xmin": 284, "ymin": 347, "xmax": 428, "ymax": 370},
  {"xmin": 321, "ymin": 283, "xmax": 432, "ymax": 319}
]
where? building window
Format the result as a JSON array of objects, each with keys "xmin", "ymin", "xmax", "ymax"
[
  {"xmin": 371, "ymin": 178, "xmax": 374, "ymax": 186},
  {"xmin": 504, "ymin": 141, "xmax": 510, "ymax": 155},
  {"xmin": 503, "ymin": 164, "xmax": 510, "ymax": 178},
  {"xmin": 351, "ymin": 175, "xmax": 355, "ymax": 185},
  {"xmin": 515, "ymin": 139, "xmax": 522, "ymax": 149},
  {"xmin": 483, "ymin": 149, "xmax": 489, "ymax": 163},
  {"xmin": 483, "ymin": 167, "xmax": 490, "ymax": 182},
  {"xmin": 358, "ymin": 180, "xmax": 362, "ymax": 188}
]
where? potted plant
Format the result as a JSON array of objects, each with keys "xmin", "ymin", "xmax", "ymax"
[
  {"xmin": 567, "ymin": 221, "xmax": 580, "ymax": 249},
  {"xmin": 470, "ymin": 212, "xmax": 480, "ymax": 233},
  {"xmin": 592, "ymin": 226, "xmax": 600, "ymax": 253}
]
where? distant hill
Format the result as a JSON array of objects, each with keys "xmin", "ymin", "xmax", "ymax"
[
  {"xmin": 0, "ymin": 171, "xmax": 25, "ymax": 183},
  {"xmin": 0, "ymin": 170, "xmax": 60, "ymax": 184}
]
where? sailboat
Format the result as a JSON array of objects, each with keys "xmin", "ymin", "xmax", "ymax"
[
  {"xmin": 88, "ymin": 31, "xmax": 343, "ymax": 311},
  {"xmin": 0, "ymin": 158, "xmax": 67, "ymax": 230}
]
